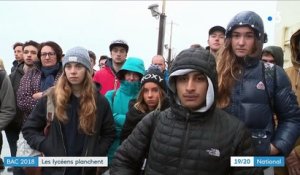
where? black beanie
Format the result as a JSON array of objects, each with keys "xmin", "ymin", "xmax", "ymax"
[{"xmin": 141, "ymin": 65, "xmax": 165, "ymax": 90}]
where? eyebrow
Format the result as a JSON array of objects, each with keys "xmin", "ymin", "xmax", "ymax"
[{"xmin": 232, "ymin": 31, "xmax": 255, "ymax": 34}]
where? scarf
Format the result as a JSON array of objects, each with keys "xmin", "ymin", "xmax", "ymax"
[{"xmin": 40, "ymin": 63, "xmax": 60, "ymax": 91}]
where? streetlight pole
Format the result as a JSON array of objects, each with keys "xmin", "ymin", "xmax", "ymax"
[
  {"xmin": 157, "ymin": 0, "xmax": 166, "ymax": 55},
  {"xmin": 167, "ymin": 20, "xmax": 173, "ymax": 70}
]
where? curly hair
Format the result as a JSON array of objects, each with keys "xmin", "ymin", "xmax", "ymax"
[
  {"xmin": 38, "ymin": 41, "xmax": 63, "ymax": 62},
  {"xmin": 53, "ymin": 70, "xmax": 96, "ymax": 135}
]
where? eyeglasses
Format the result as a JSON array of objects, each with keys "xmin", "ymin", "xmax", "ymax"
[{"xmin": 41, "ymin": 52, "xmax": 56, "ymax": 58}]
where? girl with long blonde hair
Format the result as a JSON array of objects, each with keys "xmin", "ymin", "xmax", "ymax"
[
  {"xmin": 120, "ymin": 66, "xmax": 169, "ymax": 143},
  {"xmin": 22, "ymin": 47, "xmax": 115, "ymax": 175}
]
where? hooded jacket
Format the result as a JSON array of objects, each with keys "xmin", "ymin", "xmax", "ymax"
[
  {"xmin": 285, "ymin": 29, "xmax": 300, "ymax": 104},
  {"xmin": 262, "ymin": 46, "xmax": 284, "ymax": 67},
  {"xmin": 111, "ymin": 48, "xmax": 261, "ymax": 175},
  {"xmin": 278, "ymin": 29, "xmax": 300, "ymax": 175},
  {"xmin": 105, "ymin": 57, "xmax": 145, "ymax": 164}
]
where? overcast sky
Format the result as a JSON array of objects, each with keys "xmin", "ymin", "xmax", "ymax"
[{"xmin": 0, "ymin": 1, "xmax": 277, "ymax": 71}]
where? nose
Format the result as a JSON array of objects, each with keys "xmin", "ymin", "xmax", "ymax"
[
  {"xmin": 116, "ymin": 50, "xmax": 122, "ymax": 55},
  {"xmin": 186, "ymin": 78, "xmax": 195, "ymax": 92},
  {"xmin": 147, "ymin": 91, "xmax": 153, "ymax": 98},
  {"xmin": 128, "ymin": 73, "xmax": 134, "ymax": 81},
  {"xmin": 69, "ymin": 66, "xmax": 77, "ymax": 73},
  {"xmin": 237, "ymin": 36, "xmax": 246, "ymax": 46},
  {"xmin": 45, "ymin": 54, "xmax": 51, "ymax": 59}
]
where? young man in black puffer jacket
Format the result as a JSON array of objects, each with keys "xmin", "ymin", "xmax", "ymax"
[{"xmin": 110, "ymin": 48, "xmax": 262, "ymax": 175}]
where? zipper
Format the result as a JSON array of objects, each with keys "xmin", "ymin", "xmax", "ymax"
[
  {"xmin": 178, "ymin": 112, "xmax": 190, "ymax": 174},
  {"xmin": 81, "ymin": 145, "xmax": 89, "ymax": 175},
  {"xmin": 58, "ymin": 121, "xmax": 67, "ymax": 175},
  {"xmin": 113, "ymin": 77, "xmax": 118, "ymax": 90}
]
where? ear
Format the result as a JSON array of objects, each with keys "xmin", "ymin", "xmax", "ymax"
[{"xmin": 263, "ymin": 33, "xmax": 268, "ymax": 43}]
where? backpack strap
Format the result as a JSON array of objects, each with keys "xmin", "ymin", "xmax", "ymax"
[
  {"xmin": 44, "ymin": 91, "xmax": 55, "ymax": 136},
  {"xmin": 46, "ymin": 94, "xmax": 54, "ymax": 122},
  {"xmin": 262, "ymin": 62, "xmax": 277, "ymax": 112},
  {"xmin": 150, "ymin": 110, "xmax": 162, "ymax": 138}
]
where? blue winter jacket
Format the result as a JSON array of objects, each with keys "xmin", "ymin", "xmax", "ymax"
[{"xmin": 224, "ymin": 57, "xmax": 300, "ymax": 156}]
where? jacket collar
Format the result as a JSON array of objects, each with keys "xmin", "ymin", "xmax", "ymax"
[
  {"xmin": 237, "ymin": 56, "xmax": 260, "ymax": 68},
  {"xmin": 169, "ymin": 91, "xmax": 214, "ymax": 122}
]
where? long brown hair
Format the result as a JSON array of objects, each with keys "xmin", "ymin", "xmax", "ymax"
[
  {"xmin": 134, "ymin": 84, "xmax": 166, "ymax": 113},
  {"xmin": 216, "ymin": 37, "xmax": 261, "ymax": 108},
  {"xmin": 53, "ymin": 70, "xmax": 96, "ymax": 135},
  {"xmin": 0, "ymin": 58, "xmax": 5, "ymax": 70}
]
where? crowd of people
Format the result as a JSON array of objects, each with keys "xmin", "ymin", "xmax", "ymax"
[{"xmin": 0, "ymin": 10, "xmax": 299, "ymax": 175}]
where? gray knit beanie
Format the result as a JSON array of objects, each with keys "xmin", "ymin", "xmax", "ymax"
[{"xmin": 63, "ymin": 46, "xmax": 92, "ymax": 72}]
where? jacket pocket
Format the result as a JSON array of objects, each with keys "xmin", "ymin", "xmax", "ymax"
[{"xmin": 251, "ymin": 129, "xmax": 271, "ymax": 156}]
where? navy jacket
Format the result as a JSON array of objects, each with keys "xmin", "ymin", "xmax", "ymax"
[{"xmin": 224, "ymin": 57, "xmax": 300, "ymax": 156}]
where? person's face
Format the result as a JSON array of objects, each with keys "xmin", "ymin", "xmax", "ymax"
[
  {"xmin": 152, "ymin": 56, "xmax": 165, "ymax": 71},
  {"xmin": 111, "ymin": 46, "xmax": 127, "ymax": 64},
  {"xmin": 90, "ymin": 58, "xmax": 96, "ymax": 69},
  {"xmin": 176, "ymin": 71, "xmax": 208, "ymax": 110},
  {"xmin": 124, "ymin": 71, "xmax": 140, "ymax": 82},
  {"xmin": 64, "ymin": 62, "xmax": 86, "ymax": 86},
  {"xmin": 208, "ymin": 31, "xmax": 225, "ymax": 52},
  {"xmin": 23, "ymin": 45, "xmax": 38, "ymax": 66},
  {"xmin": 14, "ymin": 46, "xmax": 23, "ymax": 62},
  {"xmin": 231, "ymin": 26, "xmax": 256, "ymax": 58},
  {"xmin": 40, "ymin": 46, "xmax": 58, "ymax": 67},
  {"xmin": 262, "ymin": 52, "xmax": 275, "ymax": 64},
  {"xmin": 143, "ymin": 82, "xmax": 160, "ymax": 110},
  {"xmin": 99, "ymin": 59, "xmax": 106, "ymax": 69}
]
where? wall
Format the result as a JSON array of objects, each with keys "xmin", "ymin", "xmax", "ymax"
[{"xmin": 274, "ymin": 1, "xmax": 300, "ymax": 68}]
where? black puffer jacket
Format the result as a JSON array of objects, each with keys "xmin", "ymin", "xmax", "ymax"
[
  {"xmin": 111, "ymin": 48, "xmax": 261, "ymax": 175},
  {"xmin": 111, "ymin": 102, "xmax": 261, "ymax": 175},
  {"xmin": 120, "ymin": 98, "xmax": 170, "ymax": 143}
]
